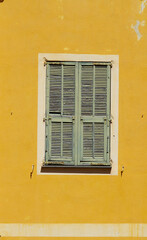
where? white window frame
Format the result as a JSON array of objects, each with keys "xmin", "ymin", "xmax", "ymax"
[{"xmin": 37, "ymin": 53, "xmax": 119, "ymax": 175}]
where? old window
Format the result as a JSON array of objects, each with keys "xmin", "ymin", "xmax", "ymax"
[
  {"xmin": 37, "ymin": 54, "xmax": 118, "ymax": 174},
  {"xmin": 44, "ymin": 61, "xmax": 111, "ymax": 166}
]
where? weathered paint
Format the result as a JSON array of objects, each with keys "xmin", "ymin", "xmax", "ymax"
[
  {"xmin": 0, "ymin": 223, "xmax": 147, "ymax": 237},
  {"xmin": 131, "ymin": 20, "xmax": 145, "ymax": 40},
  {"xmin": 0, "ymin": 0, "xmax": 147, "ymax": 239},
  {"xmin": 139, "ymin": 0, "xmax": 147, "ymax": 13}
]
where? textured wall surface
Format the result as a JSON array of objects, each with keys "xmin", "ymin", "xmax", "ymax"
[{"xmin": 0, "ymin": 0, "xmax": 147, "ymax": 239}]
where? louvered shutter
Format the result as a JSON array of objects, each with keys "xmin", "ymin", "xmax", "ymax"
[
  {"xmin": 45, "ymin": 62, "xmax": 77, "ymax": 165},
  {"xmin": 78, "ymin": 63, "xmax": 111, "ymax": 165}
]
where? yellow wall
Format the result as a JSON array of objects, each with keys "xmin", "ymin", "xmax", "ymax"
[{"xmin": 0, "ymin": 0, "xmax": 147, "ymax": 238}]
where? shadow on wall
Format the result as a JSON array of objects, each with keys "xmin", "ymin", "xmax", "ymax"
[{"xmin": 41, "ymin": 166, "xmax": 111, "ymax": 174}]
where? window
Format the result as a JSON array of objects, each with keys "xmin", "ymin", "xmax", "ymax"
[
  {"xmin": 37, "ymin": 54, "xmax": 119, "ymax": 174},
  {"xmin": 44, "ymin": 61, "xmax": 111, "ymax": 166}
]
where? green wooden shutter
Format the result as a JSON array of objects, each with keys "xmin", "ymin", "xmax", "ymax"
[
  {"xmin": 45, "ymin": 62, "xmax": 77, "ymax": 165},
  {"xmin": 78, "ymin": 63, "xmax": 111, "ymax": 165}
]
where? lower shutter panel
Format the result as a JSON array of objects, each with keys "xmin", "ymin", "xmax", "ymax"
[
  {"xmin": 94, "ymin": 123, "xmax": 104, "ymax": 158},
  {"xmin": 83, "ymin": 123, "xmax": 93, "ymax": 158},
  {"xmin": 63, "ymin": 122, "xmax": 73, "ymax": 158},
  {"xmin": 51, "ymin": 122, "xmax": 61, "ymax": 157},
  {"xmin": 50, "ymin": 122, "xmax": 73, "ymax": 162},
  {"xmin": 83, "ymin": 122, "xmax": 104, "ymax": 161}
]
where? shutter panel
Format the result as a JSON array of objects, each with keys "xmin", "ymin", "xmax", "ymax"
[
  {"xmin": 63, "ymin": 65, "xmax": 75, "ymax": 116},
  {"xmin": 81, "ymin": 65, "xmax": 93, "ymax": 116},
  {"xmin": 51, "ymin": 122, "xmax": 61, "ymax": 157},
  {"xmin": 63, "ymin": 122, "xmax": 73, "ymax": 157},
  {"xmin": 79, "ymin": 63, "xmax": 110, "ymax": 165},
  {"xmin": 45, "ymin": 62, "xmax": 76, "ymax": 165},
  {"xmin": 83, "ymin": 122, "xmax": 104, "ymax": 159},
  {"xmin": 94, "ymin": 123, "xmax": 104, "ymax": 158},
  {"xmin": 95, "ymin": 66, "xmax": 107, "ymax": 116},
  {"xmin": 49, "ymin": 65, "xmax": 62, "ymax": 114},
  {"xmin": 83, "ymin": 123, "xmax": 93, "ymax": 157}
]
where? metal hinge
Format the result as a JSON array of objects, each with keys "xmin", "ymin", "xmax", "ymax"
[
  {"xmin": 43, "ymin": 116, "xmax": 52, "ymax": 122},
  {"xmin": 109, "ymin": 118, "xmax": 112, "ymax": 124}
]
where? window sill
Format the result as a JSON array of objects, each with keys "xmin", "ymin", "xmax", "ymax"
[{"xmin": 41, "ymin": 165, "xmax": 112, "ymax": 174}]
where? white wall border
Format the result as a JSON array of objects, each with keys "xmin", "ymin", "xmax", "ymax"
[
  {"xmin": 0, "ymin": 223, "xmax": 147, "ymax": 237},
  {"xmin": 37, "ymin": 53, "xmax": 119, "ymax": 175}
]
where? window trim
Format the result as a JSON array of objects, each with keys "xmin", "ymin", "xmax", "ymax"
[{"xmin": 37, "ymin": 53, "xmax": 119, "ymax": 175}]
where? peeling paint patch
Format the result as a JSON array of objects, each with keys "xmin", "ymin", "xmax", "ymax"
[
  {"xmin": 0, "ymin": 223, "xmax": 147, "ymax": 237},
  {"xmin": 131, "ymin": 20, "xmax": 145, "ymax": 40},
  {"xmin": 140, "ymin": 0, "xmax": 147, "ymax": 13}
]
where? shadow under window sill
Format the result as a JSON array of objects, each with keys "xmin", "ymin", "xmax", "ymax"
[{"xmin": 41, "ymin": 165, "xmax": 112, "ymax": 174}]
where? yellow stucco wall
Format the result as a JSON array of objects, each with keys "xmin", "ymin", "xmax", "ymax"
[{"xmin": 0, "ymin": 0, "xmax": 147, "ymax": 239}]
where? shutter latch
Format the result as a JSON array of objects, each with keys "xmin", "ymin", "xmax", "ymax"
[
  {"xmin": 104, "ymin": 117, "xmax": 107, "ymax": 124},
  {"xmin": 43, "ymin": 117, "xmax": 47, "ymax": 122},
  {"xmin": 109, "ymin": 118, "xmax": 112, "ymax": 124},
  {"xmin": 43, "ymin": 116, "xmax": 51, "ymax": 122}
]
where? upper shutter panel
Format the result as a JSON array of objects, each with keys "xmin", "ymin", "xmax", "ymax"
[
  {"xmin": 63, "ymin": 65, "xmax": 75, "ymax": 116},
  {"xmin": 95, "ymin": 66, "xmax": 107, "ymax": 116},
  {"xmin": 81, "ymin": 65, "xmax": 93, "ymax": 116},
  {"xmin": 49, "ymin": 65, "xmax": 62, "ymax": 114}
]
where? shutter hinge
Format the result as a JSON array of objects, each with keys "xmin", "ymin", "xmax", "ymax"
[
  {"xmin": 109, "ymin": 118, "xmax": 112, "ymax": 124},
  {"xmin": 43, "ymin": 57, "xmax": 47, "ymax": 66},
  {"xmin": 43, "ymin": 116, "xmax": 51, "ymax": 122},
  {"xmin": 104, "ymin": 117, "xmax": 107, "ymax": 124},
  {"xmin": 43, "ymin": 117, "xmax": 47, "ymax": 122},
  {"xmin": 72, "ymin": 116, "xmax": 75, "ymax": 123}
]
